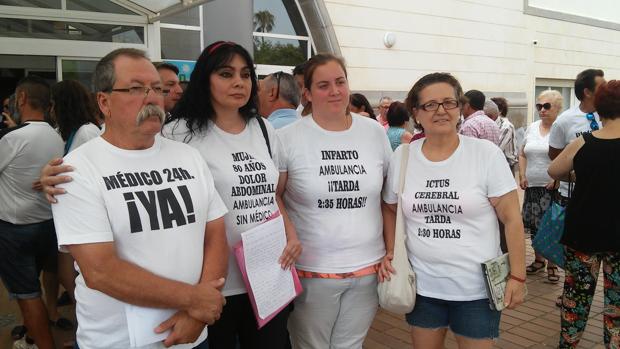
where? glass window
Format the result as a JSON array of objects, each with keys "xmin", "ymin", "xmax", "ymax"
[
  {"xmin": 254, "ymin": 37, "xmax": 307, "ymax": 66},
  {"xmin": 62, "ymin": 60, "xmax": 98, "ymax": 91},
  {"xmin": 0, "ymin": 18, "xmax": 144, "ymax": 43},
  {"xmin": 0, "ymin": 0, "xmax": 61, "ymax": 8},
  {"xmin": 161, "ymin": 7, "xmax": 200, "ymax": 26},
  {"xmin": 253, "ymin": 0, "xmax": 307, "ymax": 37},
  {"xmin": 66, "ymin": 0, "xmax": 136, "ymax": 15},
  {"xmin": 160, "ymin": 28, "xmax": 200, "ymax": 61}
]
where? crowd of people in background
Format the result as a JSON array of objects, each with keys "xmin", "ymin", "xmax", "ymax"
[{"xmin": 0, "ymin": 40, "xmax": 618, "ymax": 349}]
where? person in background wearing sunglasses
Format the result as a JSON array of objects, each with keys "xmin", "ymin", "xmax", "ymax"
[
  {"xmin": 519, "ymin": 90, "xmax": 562, "ymax": 283},
  {"xmin": 548, "ymin": 79, "xmax": 620, "ymax": 349},
  {"xmin": 258, "ymin": 71, "xmax": 300, "ymax": 129},
  {"xmin": 548, "ymin": 69, "xmax": 604, "ymax": 204}
]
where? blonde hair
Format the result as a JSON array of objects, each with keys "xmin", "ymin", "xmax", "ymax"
[{"xmin": 537, "ymin": 89, "xmax": 563, "ymax": 110}]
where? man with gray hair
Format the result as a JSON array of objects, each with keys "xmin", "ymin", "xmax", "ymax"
[
  {"xmin": 49, "ymin": 48, "xmax": 229, "ymax": 348},
  {"xmin": 377, "ymin": 96, "xmax": 393, "ymax": 127},
  {"xmin": 485, "ymin": 99, "xmax": 518, "ymax": 169},
  {"xmin": 258, "ymin": 71, "xmax": 300, "ymax": 129}
]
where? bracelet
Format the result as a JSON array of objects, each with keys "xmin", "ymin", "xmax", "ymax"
[{"xmin": 508, "ymin": 274, "xmax": 526, "ymax": 283}]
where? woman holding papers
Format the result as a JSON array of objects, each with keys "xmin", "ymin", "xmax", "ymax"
[
  {"xmin": 381, "ymin": 73, "xmax": 526, "ymax": 349},
  {"xmin": 276, "ymin": 54, "xmax": 393, "ymax": 349},
  {"xmin": 163, "ymin": 41, "xmax": 301, "ymax": 348}
]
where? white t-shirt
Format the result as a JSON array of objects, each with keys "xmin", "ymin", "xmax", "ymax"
[
  {"xmin": 52, "ymin": 136, "xmax": 228, "ymax": 349},
  {"xmin": 548, "ymin": 105, "xmax": 601, "ymax": 196},
  {"xmin": 383, "ymin": 135, "xmax": 516, "ymax": 301},
  {"xmin": 0, "ymin": 121, "xmax": 64, "ymax": 224},
  {"xmin": 523, "ymin": 120, "xmax": 553, "ymax": 187},
  {"xmin": 67, "ymin": 123, "xmax": 102, "ymax": 153},
  {"xmin": 276, "ymin": 113, "xmax": 392, "ymax": 273},
  {"xmin": 162, "ymin": 117, "xmax": 280, "ymax": 297}
]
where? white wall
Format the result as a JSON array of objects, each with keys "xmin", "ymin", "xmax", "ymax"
[{"xmin": 322, "ymin": 0, "xmax": 620, "ymax": 123}]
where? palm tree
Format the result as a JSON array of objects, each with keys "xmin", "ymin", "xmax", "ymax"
[{"xmin": 253, "ymin": 10, "xmax": 275, "ymax": 44}]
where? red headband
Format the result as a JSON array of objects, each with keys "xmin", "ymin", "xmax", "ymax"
[{"xmin": 207, "ymin": 41, "xmax": 235, "ymax": 55}]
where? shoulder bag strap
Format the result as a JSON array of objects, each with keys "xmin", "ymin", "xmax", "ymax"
[{"xmin": 255, "ymin": 116, "xmax": 272, "ymax": 158}]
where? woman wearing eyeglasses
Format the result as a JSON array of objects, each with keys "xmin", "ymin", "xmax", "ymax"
[
  {"xmin": 382, "ymin": 73, "xmax": 526, "ymax": 349},
  {"xmin": 277, "ymin": 54, "xmax": 392, "ymax": 349},
  {"xmin": 519, "ymin": 90, "xmax": 562, "ymax": 283},
  {"xmin": 548, "ymin": 80, "xmax": 620, "ymax": 348},
  {"xmin": 164, "ymin": 41, "xmax": 300, "ymax": 349}
]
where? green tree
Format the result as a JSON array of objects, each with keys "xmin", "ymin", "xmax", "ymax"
[{"xmin": 253, "ymin": 10, "xmax": 275, "ymax": 44}]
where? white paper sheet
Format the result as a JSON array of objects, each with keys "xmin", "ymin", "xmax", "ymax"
[
  {"xmin": 125, "ymin": 305, "xmax": 174, "ymax": 347},
  {"xmin": 241, "ymin": 215, "xmax": 296, "ymax": 319}
]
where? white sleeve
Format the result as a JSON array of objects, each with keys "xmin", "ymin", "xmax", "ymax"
[
  {"xmin": 548, "ymin": 119, "xmax": 566, "ymax": 149},
  {"xmin": 69, "ymin": 124, "xmax": 101, "ymax": 152},
  {"xmin": 196, "ymin": 153, "xmax": 228, "ymax": 222},
  {"xmin": 275, "ymin": 129, "xmax": 288, "ymax": 172},
  {"xmin": 382, "ymin": 144, "xmax": 404, "ymax": 204},
  {"xmin": 485, "ymin": 144, "xmax": 517, "ymax": 198},
  {"xmin": 380, "ymin": 129, "xmax": 393, "ymax": 177},
  {"xmin": 52, "ymin": 165, "xmax": 114, "ymax": 248},
  {"xmin": 0, "ymin": 135, "xmax": 17, "ymax": 173}
]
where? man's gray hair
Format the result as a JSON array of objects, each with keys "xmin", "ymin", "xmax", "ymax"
[
  {"xmin": 93, "ymin": 48, "xmax": 149, "ymax": 93},
  {"xmin": 483, "ymin": 100, "xmax": 499, "ymax": 119},
  {"xmin": 379, "ymin": 96, "xmax": 393, "ymax": 104},
  {"xmin": 266, "ymin": 72, "xmax": 300, "ymax": 107}
]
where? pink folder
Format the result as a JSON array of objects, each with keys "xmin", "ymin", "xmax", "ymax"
[{"xmin": 233, "ymin": 212, "xmax": 303, "ymax": 329}]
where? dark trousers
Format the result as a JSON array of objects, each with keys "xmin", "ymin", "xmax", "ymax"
[{"xmin": 207, "ymin": 293, "xmax": 292, "ymax": 349}]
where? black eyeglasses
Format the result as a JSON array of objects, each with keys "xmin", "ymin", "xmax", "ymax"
[
  {"xmin": 418, "ymin": 100, "xmax": 460, "ymax": 112},
  {"xmin": 535, "ymin": 103, "xmax": 551, "ymax": 111},
  {"xmin": 586, "ymin": 113, "xmax": 599, "ymax": 131},
  {"xmin": 105, "ymin": 86, "xmax": 166, "ymax": 98},
  {"xmin": 272, "ymin": 71, "xmax": 283, "ymax": 99}
]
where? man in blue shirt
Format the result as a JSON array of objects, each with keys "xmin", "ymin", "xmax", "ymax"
[{"xmin": 258, "ymin": 71, "xmax": 300, "ymax": 129}]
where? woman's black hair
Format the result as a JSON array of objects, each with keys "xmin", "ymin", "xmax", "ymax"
[
  {"xmin": 350, "ymin": 93, "xmax": 376, "ymax": 120},
  {"xmin": 386, "ymin": 101, "xmax": 409, "ymax": 127},
  {"xmin": 167, "ymin": 41, "xmax": 259, "ymax": 141},
  {"xmin": 51, "ymin": 80, "xmax": 100, "ymax": 141}
]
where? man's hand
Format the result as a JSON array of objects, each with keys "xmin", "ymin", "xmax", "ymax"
[
  {"xmin": 187, "ymin": 278, "xmax": 226, "ymax": 325},
  {"xmin": 156, "ymin": 311, "xmax": 206, "ymax": 348},
  {"xmin": 40, "ymin": 158, "xmax": 74, "ymax": 203},
  {"xmin": 279, "ymin": 238, "xmax": 302, "ymax": 270}
]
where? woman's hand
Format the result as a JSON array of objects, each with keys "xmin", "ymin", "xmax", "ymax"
[
  {"xmin": 519, "ymin": 177, "xmax": 528, "ymax": 190},
  {"xmin": 545, "ymin": 180, "xmax": 556, "ymax": 190},
  {"xmin": 40, "ymin": 158, "xmax": 74, "ymax": 203},
  {"xmin": 503, "ymin": 278, "xmax": 526, "ymax": 309},
  {"xmin": 378, "ymin": 252, "xmax": 396, "ymax": 283},
  {"xmin": 279, "ymin": 238, "xmax": 302, "ymax": 270}
]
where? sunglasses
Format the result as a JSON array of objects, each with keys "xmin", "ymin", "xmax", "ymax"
[
  {"xmin": 272, "ymin": 71, "xmax": 283, "ymax": 100},
  {"xmin": 586, "ymin": 113, "xmax": 599, "ymax": 131},
  {"xmin": 535, "ymin": 103, "xmax": 551, "ymax": 111}
]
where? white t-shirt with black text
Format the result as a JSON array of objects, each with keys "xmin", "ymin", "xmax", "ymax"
[
  {"xmin": 276, "ymin": 113, "xmax": 392, "ymax": 273},
  {"xmin": 52, "ymin": 136, "xmax": 228, "ymax": 349},
  {"xmin": 383, "ymin": 135, "xmax": 516, "ymax": 301},
  {"xmin": 548, "ymin": 105, "xmax": 601, "ymax": 196},
  {"xmin": 162, "ymin": 117, "xmax": 280, "ymax": 297}
]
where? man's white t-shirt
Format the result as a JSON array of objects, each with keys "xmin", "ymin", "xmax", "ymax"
[
  {"xmin": 523, "ymin": 120, "xmax": 553, "ymax": 187},
  {"xmin": 0, "ymin": 121, "xmax": 64, "ymax": 224},
  {"xmin": 52, "ymin": 136, "xmax": 228, "ymax": 349},
  {"xmin": 383, "ymin": 136, "xmax": 516, "ymax": 301},
  {"xmin": 67, "ymin": 123, "xmax": 102, "ymax": 153},
  {"xmin": 276, "ymin": 113, "xmax": 392, "ymax": 273},
  {"xmin": 548, "ymin": 105, "xmax": 601, "ymax": 197},
  {"xmin": 162, "ymin": 117, "xmax": 280, "ymax": 297}
]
